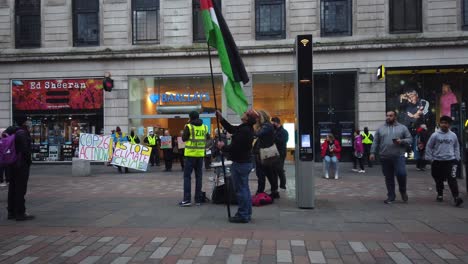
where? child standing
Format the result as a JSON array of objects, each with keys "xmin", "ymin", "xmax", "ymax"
[{"xmin": 425, "ymin": 116, "xmax": 463, "ymax": 207}]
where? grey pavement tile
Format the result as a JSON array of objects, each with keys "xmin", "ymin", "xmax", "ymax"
[
  {"xmin": 212, "ymin": 248, "xmax": 230, "ymax": 260},
  {"xmin": 356, "ymin": 252, "xmax": 376, "ymax": 264},
  {"xmin": 2, "ymin": 245, "xmax": 31, "ymax": 256},
  {"xmin": 277, "ymin": 240, "xmax": 291, "ymax": 250},
  {"xmin": 131, "ymin": 250, "xmax": 152, "ymax": 262},
  {"xmin": 291, "ymin": 245, "xmax": 307, "ymax": 257},
  {"xmin": 291, "ymin": 240, "xmax": 305, "ymax": 247},
  {"xmin": 340, "ymin": 254, "xmax": 361, "ymax": 264},
  {"xmin": 198, "ymin": 245, "xmax": 216, "ymax": 257},
  {"xmin": 61, "ymin": 245, "xmax": 87, "ymax": 257},
  {"xmin": 79, "ymin": 256, "xmax": 102, "ymax": 264},
  {"xmin": 110, "ymin": 244, "xmax": 132, "ymax": 254},
  {"xmin": 21, "ymin": 235, "xmax": 38, "ymax": 241},
  {"xmin": 432, "ymin": 248, "xmax": 458, "ymax": 260},
  {"xmin": 246, "ymin": 239, "xmax": 261, "ymax": 249},
  {"xmin": 259, "ymin": 254, "xmax": 276, "ymax": 264},
  {"xmin": 176, "ymin": 260, "xmax": 194, "ymax": 264},
  {"xmin": 150, "ymin": 247, "xmax": 171, "ymax": 259},
  {"xmin": 374, "ymin": 258, "xmax": 395, "ymax": 264},
  {"xmin": 193, "ymin": 256, "xmax": 212, "ymax": 264},
  {"xmin": 323, "ymin": 248, "xmax": 341, "ymax": 259},
  {"xmin": 151, "ymin": 237, "xmax": 167, "ymax": 243},
  {"xmin": 349, "ymin": 242, "xmax": 368, "ymax": 253},
  {"xmin": 232, "ymin": 239, "xmax": 247, "ymax": 245},
  {"xmin": 308, "ymin": 251, "xmax": 326, "ymax": 264},
  {"xmin": 277, "ymin": 249, "xmax": 292, "ymax": 263},
  {"xmin": 387, "ymin": 252, "xmax": 412, "ymax": 264},
  {"xmin": 110, "ymin": 256, "xmax": 132, "ymax": 264},
  {"xmin": 394, "ymin": 243, "xmax": 411, "ymax": 249},
  {"xmin": 226, "ymin": 254, "xmax": 242, "ymax": 264},
  {"xmin": 98, "ymin": 237, "xmax": 114, "ymax": 243},
  {"xmin": 15, "ymin": 257, "xmax": 39, "ymax": 264}
]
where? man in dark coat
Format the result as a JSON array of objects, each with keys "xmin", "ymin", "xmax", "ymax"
[{"xmin": 271, "ymin": 117, "xmax": 289, "ymax": 190}]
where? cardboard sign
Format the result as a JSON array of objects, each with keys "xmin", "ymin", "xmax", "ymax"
[
  {"xmin": 177, "ymin": 137, "xmax": 185, "ymax": 149},
  {"xmin": 160, "ymin": 136, "xmax": 172, "ymax": 149},
  {"xmin": 79, "ymin": 133, "xmax": 113, "ymax": 162},
  {"xmin": 111, "ymin": 142, "xmax": 152, "ymax": 171}
]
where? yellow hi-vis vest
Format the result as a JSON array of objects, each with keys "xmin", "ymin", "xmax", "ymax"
[
  {"xmin": 361, "ymin": 132, "xmax": 373, "ymax": 144},
  {"xmin": 148, "ymin": 135, "xmax": 156, "ymax": 146},
  {"xmin": 128, "ymin": 135, "xmax": 137, "ymax": 144},
  {"xmin": 184, "ymin": 124, "xmax": 207, "ymax": 157}
]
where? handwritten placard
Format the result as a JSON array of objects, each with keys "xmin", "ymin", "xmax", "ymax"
[
  {"xmin": 111, "ymin": 142, "xmax": 152, "ymax": 171},
  {"xmin": 160, "ymin": 136, "xmax": 172, "ymax": 149},
  {"xmin": 177, "ymin": 137, "xmax": 185, "ymax": 149},
  {"xmin": 79, "ymin": 133, "xmax": 113, "ymax": 162}
]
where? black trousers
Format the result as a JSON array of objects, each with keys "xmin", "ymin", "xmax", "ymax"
[
  {"xmin": 163, "ymin": 149, "xmax": 173, "ymax": 170},
  {"xmin": 416, "ymin": 150, "xmax": 426, "ymax": 169},
  {"xmin": 274, "ymin": 156, "xmax": 287, "ymax": 189},
  {"xmin": 353, "ymin": 156, "xmax": 364, "ymax": 170},
  {"xmin": 179, "ymin": 150, "xmax": 185, "ymax": 168},
  {"xmin": 431, "ymin": 160, "xmax": 459, "ymax": 198},
  {"xmin": 8, "ymin": 164, "xmax": 30, "ymax": 216},
  {"xmin": 363, "ymin": 144, "xmax": 372, "ymax": 167},
  {"xmin": 255, "ymin": 158, "xmax": 278, "ymax": 194},
  {"xmin": 0, "ymin": 166, "xmax": 10, "ymax": 183}
]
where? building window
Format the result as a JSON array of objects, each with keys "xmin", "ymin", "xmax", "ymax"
[
  {"xmin": 320, "ymin": 0, "xmax": 352, "ymax": 36},
  {"xmin": 15, "ymin": 0, "xmax": 41, "ymax": 48},
  {"xmin": 255, "ymin": 0, "xmax": 286, "ymax": 40},
  {"xmin": 389, "ymin": 0, "xmax": 422, "ymax": 33},
  {"xmin": 464, "ymin": 0, "xmax": 468, "ymax": 30},
  {"xmin": 73, "ymin": 0, "xmax": 99, "ymax": 46},
  {"xmin": 132, "ymin": 0, "xmax": 160, "ymax": 44},
  {"xmin": 193, "ymin": 0, "xmax": 221, "ymax": 42}
]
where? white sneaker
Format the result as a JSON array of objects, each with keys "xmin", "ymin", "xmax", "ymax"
[
  {"xmin": 351, "ymin": 169, "xmax": 359, "ymax": 172},
  {"xmin": 0, "ymin": 183, "xmax": 6, "ymax": 187},
  {"xmin": 358, "ymin": 170, "xmax": 365, "ymax": 173},
  {"xmin": 334, "ymin": 175, "xmax": 339, "ymax": 179},
  {"xmin": 324, "ymin": 174, "xmax": 329, "ymax": 179}
]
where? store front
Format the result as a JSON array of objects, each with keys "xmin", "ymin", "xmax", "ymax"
[
  {"xmin": 386, "ymin": 66, "xmax": 468, "ymax": 159},
  {"xmin": 128, "ymin": 75, "xmax": 223, "ymax": 138},
  {"xmin": 11, "ymin": 79, "xmax": 104, "ymax": 162}
]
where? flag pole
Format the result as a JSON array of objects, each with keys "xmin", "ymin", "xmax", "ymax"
[{"xmin": 207, "ymin": 42, "xmax": 232, "ymax": 219}]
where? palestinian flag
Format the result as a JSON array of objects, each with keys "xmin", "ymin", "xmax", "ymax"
[{"xmin": 200, "ymin": 0, "xmax": 249, "ymax": 116}]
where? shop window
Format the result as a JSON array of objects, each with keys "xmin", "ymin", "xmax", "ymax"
[
  {"xmin": 320, "ymin": 0, "xmax": 352, "ymax": 37},
  {"xmin": 73, "ymin": 0, "xmax": 99, "ymax": 46},
  {"xmin": 132, "ymin": 0, "xmax": 160, "ymax": 44},
  {"xmin": 193, "ymin": 0, "xmax": 221, "ymax": 42},
  {"xmin": 15, "ymin": 0, "xmax": 41, "ymax": 48},
  {"xmin": 389, "ymin": 0, "xmax": 422, "ymax": 33},
  {"xmin": 255, "ymin": 0, "xmax": 286, "ymax": 40},
  {"xmin": 464, "ymin": 0, "xmax": 468, "ymax": 30}
]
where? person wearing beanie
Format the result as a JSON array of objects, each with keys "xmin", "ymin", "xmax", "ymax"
[
  {"xmin": 179, "ymin": 111, "xmax": 209, "ymax": 207},
  {"xmin": 216, "ymin": 109, "xmax": 258, "ymax": 223},
  {"xmin": 425, "ymin": 116, "xmax": 464, "ymax": 207},
  {"xmin": 5, "ymin": 116, "xmax": 34, "ymax": 221},
  {"xmin": 112, "ymin": 126, "xmax": 128, "ymax": 173}
]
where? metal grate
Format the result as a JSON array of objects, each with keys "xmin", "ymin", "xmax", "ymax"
[
  {"xmin": 15, "ymin": 0, "xmax": 41, "ymax": 48},
  {"xmin": 320, "ymin": 0, "xmax": 352, "ymax": 37},
  {"xmin": 73, "ymin": 0, "xmax": 99, "ymax": 46},
  {"xmin": 132, "ymin": 0, "xmax": 159, "ymax": 44},
  {"xmin": 255, "ymin": 0, "xmax": 285, "ymax": 40}
]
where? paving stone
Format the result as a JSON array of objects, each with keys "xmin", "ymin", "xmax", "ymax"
[
  {"xmin": 387, "ymin": 252, "xmax": 412, "ymax": 264},
  {"xmin": 356, "ymin": 252, "xmax": 376, "ymax": 264},
  {"xmin": 246, "ymin": 240, "xmax": 261, "ymax": 250},
  {"xmin": 233, "ymin": 239, "xmax": 247, "ymax": 245},
  {"xmin": 442, "ymin": 244, "xmax": 466, "ymax": 256},
  {"xmin": 110, "ymin": 256, "xmax": 132, "ymax": 264},
  {"xmin": 323, "ymin": 248, "xmax": 340, "ymax": 259},
  {"xmin": 394, "ymin": 243, "xmax": 411, "ymax": 249},
  {"xmin": 230, "ymin": 245, "xmax": 245, "ymax": 254},
  {"xmin": 111, "ymin": 244, "xmax": 132, "ymax": 254},
  {"xmin": 151, "ymin": 237, "xmax": 166, "ymax": 244},
  {"xmin": 326, "ymin": 259, "xmax": 344, "ymax": 264},
  {"xmin": 341, "ymin": 254, "xmax": 361, "ymax": 264},
  {"xmin": 122, "ymin": 246, "xmax": 141, "ymax": 257},
  {"xmin": 259, "ymin": 254, "xmax": 276, "ymax": 264},
  {"xmin": 21, "ymin": 236, "xmax": 38, "ymax": 241},
  {"xmin": 2, "ymin": 245, "xmax": 32, "ymax": 256},
  {"xmin": 150, "ymin": 247, "xmax": 171, "ymax": 259},
  {"xmin": 349, "ymin": 242, "xmax": 368, "ymax": 253},
  {"xmin": 198, "ymin": 245, "xmax": 216, "ymax": 257},
  {"xmin": 15, "ymin": 256, "xmax": 39, "ymax": 264},
  {"xmin": 98, "ymin": 237, "xmax": 114, "ymax": 243},
  {"xmin": 291, "ymin": 245, "xmax": 307, "ymax": 257},
  {"xmin": 131, "ymin": 251, "xmax": 152, "ymax": 262},
  {"xmin": 61, "ymin": 245, "xmax": 87, "ymax": 257},
  {"xmin": 277, "ymin": 249, "xmax": 292, "ymax": 262},
  {"xmin": 226, "ymin": 254, "xmax": 243, "ymax": 264},
  {"xmin": 277, "ymin": 240, "xmax": 291, "ymax": 250},
  {"xmin": 400, "ymin": 248, "xmax": 423, "ymax": 260},
  {"xmin": 291, "ymin": 240, "xmax": 305, "ymax": 247},
  {"xmin": 176, "ymin": 260, "xmax": 194, "ymax": 264},
  {"xmin": 79, "ymin": 256, "xmax": 102, "ymax": 264},
  {"xmin": 308, "ymin": 251, "xmax": 326, "ymax": 264},
  {"xmin": 433, "ymin": 248, "xmax": 458, "ymax": 260}
]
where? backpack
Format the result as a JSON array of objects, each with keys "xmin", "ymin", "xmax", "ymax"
[
  {"xmin": 0, "ymin": 130, "xmax": 17, "ymax": 166},
  {"xmin": 252, "ymin": 192, "xmax": 273, "ymax": 206}
]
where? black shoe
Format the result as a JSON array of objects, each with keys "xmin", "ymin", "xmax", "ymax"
[
  {"xmin": 436, "ymin": 195, "xmax": 443, "ymax": 202},
  {"xmin": 16, "ymin": 214, "xmax": 35, "ymax": 221},
  {"xmin": 124, "ymin": 169, "xmax": 129, "ymax": 173},
  {"xmin": 455, "ymin": 197, "xmax": 464, "ymax": 207},
  {"xmin": 384, "ymin": 198, "xmax": 395, "ymax": 204},
  {"xmin": 118, "ymin": 168, "xmax": 122, "ymax": 173},
  {"xmin": 401, "ymin": 192, "xmax": 408, "ymax": 203},
  {"xmin": 229, "ymin": 216, "xmax": 249, "ymax": 223},
  {"xmin": 269, "ymin": 192, "xmax": 280, "ymax": 199}
]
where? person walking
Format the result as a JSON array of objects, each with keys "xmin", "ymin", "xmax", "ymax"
[
  {"xmin": 144, "ymin": 130, "xmax": 160, "ymax": 167},
  {"xmin": 352, "ymin": 129, "xmax": 365, "ymax": 173},
  {"xmin": 6, "ymin": 116, "xmax": 34, "ymax": 221},
  {"xmin": 425, "ymin": 116, "xmax": 464, "ymax": 207},
  {"xmin": 216, "ymin": 109, "xmax": 258, "ymax": 223},
  {"xmin": 162, "ymin": 130, "xmax": 174, "ymax": 171},
  {"xmin": 253, "ymin": 110, "xmax": 279, "ymax": 199},
  {"xmin": 361, "ymin": 127, "xmax": 374, "ymax": 168},
  {"xmin": 370, "ymin": 110, "xmax": 412, "ymax": 204},
  {"xmin": 416, "ymin": 124, "xmax": 429, "ymax": 171},
  {"xmin": 179, "ymin": 111, "xmax": 208, "ymax": 207},
  {"xmin": 321, "ymin": 134, "xmax": 342, "ymax": 179},
  {"xmin": 112, "ymin": 126, "xmax": 129, "ymax": 173},
  {"xmin": 271, "ymin": 117, "xmax": 289, "ymax": 190}
]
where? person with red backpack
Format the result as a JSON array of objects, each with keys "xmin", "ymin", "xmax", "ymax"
[{"xmin": 4, "ymin": 116, "xmax": 34, "ymax": 221}]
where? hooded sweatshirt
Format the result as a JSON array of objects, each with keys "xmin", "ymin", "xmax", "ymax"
[
  {"xmin": 182, "ymin": 118, "xmax": 206, "ymax": 142},
  {"xmin": 425, "ymin": 129, "xmax": 460, "ymax": 161},
  {"xmin": 370, "ymin": 121, "xmax": 412, "ymax": 159}
]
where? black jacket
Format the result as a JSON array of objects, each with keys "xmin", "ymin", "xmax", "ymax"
[
  {"xmin": 220, "ymin": 119, "xmax": 254, "ymax": 163},
  {"xmin": 274, "ymin": 125, "xmax": 289, "ymax": 159},
  {"xmin": 253, "ymin": 122, "xmax": 275, "ymax": 154}
]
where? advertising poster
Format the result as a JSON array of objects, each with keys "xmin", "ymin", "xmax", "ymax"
[
  {"xmin": 78, "ymin": 133, "xmax": 114, "ymax": 162},
  {"xmin": 160, "ymin": 136, "xmax": 172, "ymax": 149},
  {"xmin": 111, "ymin": 142, "xmax": 152, "ymax": 171},
  {"xmin": 12, "ymin": 79, "xmax": 104, "ymax": 111}
]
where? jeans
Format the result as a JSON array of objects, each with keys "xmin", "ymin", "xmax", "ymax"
[
  {"xmin": 231, "ymin": 162, "xmax": 253, "ymax": 221},
  {"xmin": 183, "ymin": 157, "xmax": 204, "ymax": 203},
  {"xmin": 323, "ymin": 156, "xmax": 339, "ymax": 177},
  {"xmin": 381, "ymin": 156, "xmax": 407, "ymax": 200},
  {"xmin": 416, "ymin": 150, "xmax": 426, "ymax": 169},
  {"xmin": 431, "ymin": 160, "xmax": 459, "ymax": 198}
]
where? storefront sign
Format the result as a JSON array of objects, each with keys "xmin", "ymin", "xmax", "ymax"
[
  {"xmin": 149, "ymin": 92, "xmax": 210, "ymax": 104},
  {"xmin": 78, "ymin": 133, "xmax": 113, "ymax": 162},
  {"xmin": 160, "ymin": 136, "xmax": 172, "ymax": 149},
  {"xmin": 111, "ymin": 142, "xmax": 152, "ymax": 171},
  {"xmin": 12, "ymin": 79, "xmax": 104, "ymax": 110}
]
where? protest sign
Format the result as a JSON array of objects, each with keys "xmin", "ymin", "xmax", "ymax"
[
  {"xmin": 177, "ymin": 137, "xmax": 185, "ymax": 149},
  {"xmin": 160, "ymin": 136, "xmax": 172, "ymax": 149},
  {"xmin": 79, "ymin": 133, "xmax": 113, "ymax": 162},
  {"xmin": 111, "ymin": 142, "xmax": 152, "ymax": 171}
]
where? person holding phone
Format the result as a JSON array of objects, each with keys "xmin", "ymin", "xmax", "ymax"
[
  {"xmin": 320, "ymin": 134, "xmax": 341, "ymax": 179},
  {"xmin": 370, "ymin": 110, "xmax": 412, "ymax": 204}
]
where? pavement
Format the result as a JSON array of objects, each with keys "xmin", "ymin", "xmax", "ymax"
[{"xmin": 0, "ymin": 162, "xmax": 467, "ymax": 264}]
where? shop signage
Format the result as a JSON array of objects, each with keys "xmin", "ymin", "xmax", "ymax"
[
  {"xmin": 12, "ymin": 79, "xmax": 104, "ymax": 110},
  {"xmin": 78, "ymin": 133, "xmax": 113, "ymax": 162},
  {"xmin": 149, "ymin": 92, "xmax": 210, "ymax": 104},
  {"xmin": 111, "ymin": 142, "xmax": 152, "ymax": 171}
]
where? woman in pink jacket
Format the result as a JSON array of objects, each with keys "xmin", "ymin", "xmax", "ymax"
[{"xmin": 352, "ymin": 129, "xmax": 365, "ymax": 173}]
